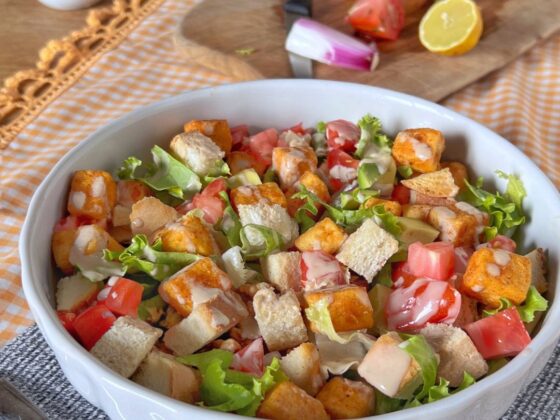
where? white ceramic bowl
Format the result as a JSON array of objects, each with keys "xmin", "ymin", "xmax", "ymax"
[{"xmin": 21, "ymin": 80, "xmax": 560, "ymax": 420}]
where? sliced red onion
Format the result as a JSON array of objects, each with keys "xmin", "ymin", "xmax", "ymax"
[{"xmin": 285, "ymin": 17, "xmax": 379, "ymax": 72}]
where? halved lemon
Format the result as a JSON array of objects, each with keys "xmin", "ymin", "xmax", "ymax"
[{"xmin": 419, "ymin": 0, "xmax": 483, "ymax": 56}]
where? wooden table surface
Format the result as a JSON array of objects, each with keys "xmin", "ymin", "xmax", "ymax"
[{"xmin": 0, "ymin": 0, "xmax": 110, "ymax": 81}]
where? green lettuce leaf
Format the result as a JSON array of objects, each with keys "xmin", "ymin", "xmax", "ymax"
[
  {"xmin": 375, "ymin": 390, "xmax": 405, "ymax": 414},
  {"xmin": 292, "ymin": 188, "xmax": 320, "ymax": 233},
  {"xmin": 482, "ymin": 297, "xmax": 513, "ymax": 317},
  {"xmin": 357, "ymin": 162, "xmax": 381, "ymax": 189},
  {"xmin": 103, "ymin": 234, "xmax": 199, "ymax": 281},
  {"xmin": 338, "ymin": 188, "xmax": 379, "ymax": 210},
  {"xmin": 399, "ymin": 334, "xmax": 438, "ymax": 403},
  {"xmin": 118, "ymin": 145, "xmax": 201, "ymax": 199},
  {"xmin": 137, "ymin": 295, "xmax": 165, "ymax": 323},
  {"xmin": 218, "ymin": 191, "xmax": 242, "ymax": 247},
  {"xmin": 496, "ymin": 170, "xmax": 527, "ymax": 208},
  {"xmin": 316, "ymin": 121, "xmax": 327, "ymax": 133},
  {"xmin": 75, "ymin": 256, "xmax": 124, "ymax": 282},
  {"xmin": 221, "ymin": 246, "xmax": 261, "ymax": 288},
  {"xmin": 240, "ymin": 224, "xmax": 284, "ymax": 259},
  {"xmin": 426, "ymin": 378, "xmax": 450, "ymax": 403},
  {"xmin": 518, "ymin": 286, "xmax": 548, "ymax": 322},
  {"xmin": 355, "ymin": 114, "xmax": 392, "ymax": 159},
  {"xmin": 374, "ymin": 263, "xmax": 392, "ymax": 287}
]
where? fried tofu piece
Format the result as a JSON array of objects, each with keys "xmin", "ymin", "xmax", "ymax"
[
  {"xmin": 272, "ymin": 146, "xmax": 318, "ymax": 189},
  {"xmin": 230, "ymin": 182, "xmax": 287, "ymax": 209},
  {"xmin": 402, "ymin": 204, "xmax": 433, "ymax": 221},
  {"xmin": 316, "ymin": 377, "xmax": 375, "ymax": 419},
  {"xmin": 295, "ymin": 218, "xmax": 347, "ymax": 255},
  {"xmin": 261, "ymin": 251, "xmax": 302, "ymax": 292},
  {"xmin": 363, "ymin": 198, "xmax": 402, "ymax": 216},
  {"xmin": 67, "ymin": 170, "xmax": 117, "ymax": 220},
  {"xmin": 441, "ymin": 161, "xmax": 468, "ymax": 190},
  {"xmin": 391, "ymin": 128, "xmax": 445, "ymax": 173},
  {"xmin": 159, "ymin": 257, "xmax": 232, "ymax": 317},
  {"xmin": 52, "ymin": 229, "xmax": 78, "ymax": 273},
  {"xmin": 280, "ymin": 343, "xmax": 325, "ymax": 396},
  {"xmin": 459, "ymin": 248, "xmax": 532, "ymax": 307},
  {"xmin": 130, "ymin": 197, "xmax": 179, "ymax": 239},
  {"xmin": 428, "ymin": 206, "xmax": 480, "ymax": 247},
  {"xmin": 154, "ymin": 214, "xmax": 219, "ymax": 256},
  {"xmin": 286, "ymin": 171, "xmax": 330, "ymax": 218},
  {"xmin": 401, "ymin": 168, "xmax": 459, "ymax": 198},
  {"xmin": 304, "ymin": 285, "xmax": 374, "ymax": 332},
  {"xmin": 257, "ymin": 381, "xmax": 329, "ymax": 420},
  {"xmin": 183, "ymin": 119, "xmax": 233, "ymax": 153}
]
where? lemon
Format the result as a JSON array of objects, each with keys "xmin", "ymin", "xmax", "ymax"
[{"xmin": 419, "ymin": 0, "xmax": 483, "ymax": 56}]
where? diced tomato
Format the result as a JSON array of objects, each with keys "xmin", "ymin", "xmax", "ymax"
[
  {"xmin": 188, "ymin": 178, "xmax": 227, "ymax": 224},
  {"xmin": 248, "ymin": 128, "xmax": 278, "ymax": 166},
  {"xmin": 57, "ymin": 311, "xmax": 77, "ymax": 336},
  {"xmin": 326, "ymin": 120, "xmax": 360, "ymax": 152},
  {"xmin": 407, "ymin": 241, "xmax": 455, "ymax": 281},
  {"xmin": 73, "ymin": 304, "xmax": 116, "ymax": 350},
  {"xmin": 347, "ymin": 0, "xmax": 405, "ymax": 41},
  {"xmin": 464, "ymin": 308, "xmax": 531, "ymax": 359},
  {"xmin": 454, "ymin": 247, "xmax": 474, "ymax": 274},
  {"xmin": 231, "ymin": 125, "xmax": 250, "ymax": 149},
  {"xmin": 175, "ymin": 200, "xmax": 195, "ymax": 215},
  {"xmin": 391, "ymin": 184, "xmax": 410, "ymax": 205},
  {"xmin": 489, "ymin": 235, "xmax": 517, "ymax": 252},
  {"xmin": 391, "ymin": 261, "xmax": 416, "ymax": 288},
  {"xmin": 104, "ymin": 277, "xmax": 144, "ymax": 317},
  {"xmin": 386, "ymin": 278, "xmax": 462, "ymax": 332},
  {"xmin": 327, "ymin": 149, "xmax": 359, "ymax": 191},
  {"xmin": 230, "ymin": 337, "xmax": 264, "ymax": 377},
  {"xmin": 284, "ymin": 122, "xmax": 307, "ymax": 136},
  {"xmin": 300, "ymin": 251, "xmax": 346, "ymax": 291}
]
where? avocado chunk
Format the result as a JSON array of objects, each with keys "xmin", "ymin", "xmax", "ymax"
[
  {"xmin": 368, "ymin": 284, "xmax": 392, "ymax": 336},
  {"xmin": 397, "ymin": 217, "xmax": 439, "ymax": 245},
  {"xmin": 227, "ymin": 168, "xmax": 262, "ymax": 189}
]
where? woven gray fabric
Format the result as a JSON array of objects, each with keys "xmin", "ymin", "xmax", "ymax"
[{"xmin": 0, "ymin": 325, "xmax": 559, "ymax": 420}]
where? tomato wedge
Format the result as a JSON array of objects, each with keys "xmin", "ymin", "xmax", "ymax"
[
  {"xmin": 407, "ymin": 241, "xmax": 455, "ymax": 281},
  {"xmin": 73, "ymin": 304, "xmax": 116, "ymax": 350},
  {"xmin": 386, "ymin": 278, "xmax": 461, "ymax": 332},
  {"xmin": 488, "ymin": 235, "xmax": 517, "ymax": 252},
  {"xmin": 391, "ymin": 261, "xmax": 416, "ymax": 288},
  {"xmin": 391, "ymin": 184, "xmax": 411, "ymax": 205},
  {"xmin": 230, "ymin": 337, "xmax": 265, "ymax": 377},
  {"xmin": 189, "ymin": 178, "xmax": 227, "ymax": 225},
  {"xmin": 327, "ymin": 149, "xmax": 359, "ymax": 191},
  {"xmin": 104, "ymin": 277, "xmax": 144, "ymax": 317},
  {"xmin": 464, "ymin": 308, "xmax": 531, "ymax": 359},
  {"xmin": 57, "ymin": 311, "xmax": 77, "ymax": 337},
  {"xmin": 300, "ymin": 251, "xmax": 346, "ymax": 291},
  {"xmin": 248, "ymin": 128, "xmax": 278, "ymax": 166},
  {"xmin": 230, "ymin": 125, "xmax": 250, "ymax": 150},
  {"xmin": 347, "ymin": 0, "xmax": 405, "ymax": 41},
  {"xmin": 326, "ymin": 120, "xmax": 360, "ymax": 152}
]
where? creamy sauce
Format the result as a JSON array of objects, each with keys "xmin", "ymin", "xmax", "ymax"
[
  {"xmin": 189, "ymin": 281, "xmax": 222, "ymax": 307},
  {"xmin": 486, "ymin": 263, "xmax": 501, "ymax": 277},
  {"xmin": 329, "ymin": 165, "xmax": 357, "ymax": 182},
  {"xmin": 302, "ymin": 251, "xmax": 344, "ymax": 291},
  {"xmin": 210, "ymin": 308, "xmax": 231, "ymax": 329},
  {"xmin": 70, "ymin": 191, "xmax": 86, "ymax": 210},
  {"xmin": 407, "ymin": 136, "xmax": 433, "ymax": 161},
  {"xmin": 91, "ymin": 176, "xmax": 106, "ymax": 197},
  {"xmin": 493, "ymin": 249, "xmax": 511, "ymax": 266}
]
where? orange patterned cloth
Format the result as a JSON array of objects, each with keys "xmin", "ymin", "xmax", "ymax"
[{"xmin": 0, "ymin": 0, "xmax": 559, "ymax": 345}]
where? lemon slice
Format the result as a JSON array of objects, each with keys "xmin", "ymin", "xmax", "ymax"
[{"xmin": 419, "ymin": 0, "xmax": 483, "ymax": 56}]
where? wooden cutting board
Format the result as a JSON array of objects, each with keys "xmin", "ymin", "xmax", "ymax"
[{"xmin": 174, "ymin": 0, "xmax": 560, "ymax": 102}]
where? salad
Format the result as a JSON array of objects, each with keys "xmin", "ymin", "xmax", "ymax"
[{"xmin": 51, "ymin": 116, "xmax": 548, "ymax": 418}]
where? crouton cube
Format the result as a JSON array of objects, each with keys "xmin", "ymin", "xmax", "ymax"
[
  {"xmin": 286, "ymin": 171, "xmax": 330, "ymax": 218},
  {"xmin": 272, "ymin": 146, "xmax": 318, "ymax": 188},
  {"xmin": 231, "ymin": 182, "xmax": 287, "ymax": 209},
  {"xmin": 441, "ymin": 161, "xmax": 468, "ymax": 190},
  {"xmin": 304, "ymin": 285, "xmax": 374, "ymax": 332},
  {"xmin": 253, "ymin": 288, "xmax": 308, "ymax": 351},
  {"xmin": 363, "ymin": 198, "xmax": 402, "ymax": 216},
  {"xmin": 401, "ymin": 168, "xmax": 459, "ymax": 198},
  {"xmin": 357, "ymin": 332, "xmax": 422, "ymax": 399},
  {"xmin": 52, "ymin": 229, "xmax": 78, "ymax": 273},
  {"xmin": 295, "ymin": 218, "xmax": 347, "ymax": 255},
  {"xmin": 67, "ymin": 170, "xmax": 117, "ymax": 220},
  {"xmin": 402, "ymin": 204, "xmax": 432, "ymax": 221},
  {"xmin": 183, "ymin": 119, "xmax": 233, "ymax": 153},
  {"xmin": 112, "ymin": 205, "xmax": 132, "ymax": 227},
  {"xmin": 132, "ymin": 350, "xmax": 201, "ymax": 403},
  {"xmin": 428, "ymin": 206, "xmax": 480, "ymax": 247},
  {"xmin": 460, "ymin": 248, "xmax": 532, "ymax": 307},
  {"xmin": 261, "ymin": 251, "xmax": 302, "ymax": 292},
  {"xmin": 257, "ymin": 381, "xmax": 329, "ymax": 420},
  {"xmin": 316, "ymin": 377, "xmax": 375, "ymax": 419},
  {"xmin": 56, "ymin": 273, "xmax": 101, "ymax": 312},
  {"xmin": 108, "ymin": 225, "xmax": 132, "ymax": 244},
  {"xmin": 159, "ymin": 257, "xmax": 232, "ymax": 317},
  {"xmin": 336, "ymin": 219, "xmax": 399, "ymax": 282},
  {"xmin": 116, "ymin": 180, "xmax": 152, "ymax": 208},
  {"xmin": 154, "ymin": 214, "xmax": 219, "ymax": 256},
  {"xmin": 391, "ymin": 128, "xmax": 445, "ymax": 173},
  {"xmin": 525, "ymin": 248, "xmax": 547, "ymax": 293},
  {"xmin": 227, "ymin": 151, "xmax": 266, "ymax": 176},
  {"xmin": 90, "ymin": 316, "xmax": 163, "ymax": 378},
  {"xmin": 420, "ymin": 324, "xmax": 488, "ymax": 387},
  {"xmin": 170, "ymin": 131, "xmax": 225, "ymax": 177},
  {"xmin": 130, "ymin": 197, "xmax": 179, "ymax": 239},
  {"xmin": 280, "ymin": 343, "xmax": 325, "ymax": 396},
  {"xmin": 238, "ymin": 202, "xmax": 299, "ymax": 247},
  {"xmin": 164, "ymin": 290, "xmax": 248, "ymax": 355}
]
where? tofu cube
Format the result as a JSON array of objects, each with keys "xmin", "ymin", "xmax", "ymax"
[
  {"xmin": 441, "ymin": 161, "xmax": 468, "ymax": 190},
  {"xmin": 459, "ymin": 248, "xmax": 532, "ymax": 307},
  {"xmin": 280, "ymin": 343, "xmax": 325, "ymax": 396},
  {"xmin": 129, "ymin": 197, "xmax": 179, "ymax": 239},
  {"xmin": 67, "ymin": 170, "xmax": 117, "ymax": 220},
  {"xmin": 272, "ymin": 146, "xmax": 318, "ymax": 188},
  {"xmin": 336, "ymin": 219, "xmax": 399, "ymax": 282},
  {"xmin": 261, "ymin": 251, "xmax": 302, "ymax": 292},
  {"xmin": 357, "ymin": 332, "xmax": 422, "ymax": 399},
  {"xmin": 170, "ymin": 131, "xmax": 225, "ymax": 177},
  {"xmin": 286, "ymin": 171, "xmax": 330, "ymax": 218},
  {"xmin": 257, "ymin": 381, "xmax": 329, "ymax": 420},
  {"xmin": 304, "ymin": 285, "xmax": 374, "ymax": 332},
  {"xmin": 391, "ymin": 128, "xmax": 445, "ymax": 173},
  {"xmin": 420, "ymin": 324, "xmax": 488, "ymax": 387},
  {"xmin": 230, "ymin": 182, "xmax": 287, "ymax": 209},
  {"xmin": 253, "ymin": 288, "xmax": 308, "ymax": 351},
  {"xmin": 295, "ymin": 217, "xmax": 347, "ymax": 255},
  {"xmin": 131, "ymin": 350, "xmax": 201, "ymax": 403},
  {"xmin": 52, "ymin": 229, "xmax": 78, "ymax": 274},
  {"xmin": 237, "ymin": 202, "xmax": 299, "ymax": 247},
  {"xmin": 159, "ymin": 257, "xmax": 232, "ymax": 317},
  {"xmin": 316, "ymin": 377, "xmax": 375, "ymax": 419},
  {"xmin": 164, "ymin": 290, "xmax": 248, "ymax": 355},
  {"xmin": 90, "ymin": 316, "xmax": 163, "ymax": 378},
  {"xmin": 56, "ymin": 273, "xmax": 101, "ymax": 312},
  {"xmin": 363, "ymin": 197, "xmax": 402, "ymax": 216},
  {"xmin": 428, "ymin": 206, "xmax": 479, "ymax": 247},
  {"xmin": 154, "ymin": 214, "xmax": 219, "ymax": 256},
  {"xmin": 402, "ymin": 204, "xmax": 433, "ymax": 221},
  {"xmin": 183, "ymin": 119, "xmax": 233, "ymax": 153}
]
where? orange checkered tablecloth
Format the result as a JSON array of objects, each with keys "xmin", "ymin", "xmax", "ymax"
[{"xmin": 0, "ymin": 0, "xmax": 559, "ymax": 345}]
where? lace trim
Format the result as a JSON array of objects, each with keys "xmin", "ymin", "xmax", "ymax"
[{"xmin": 0, "ymin": 0, "xmax": 164, "ymax": 148}]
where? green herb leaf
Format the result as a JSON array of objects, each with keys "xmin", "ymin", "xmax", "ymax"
[
  {"xmin": 316, "ymin": 121, "xmax": 327, "ymax": 133},
  {"xmin": 240, "ymin": 224, "xmax": 284, "ymax": 259}
]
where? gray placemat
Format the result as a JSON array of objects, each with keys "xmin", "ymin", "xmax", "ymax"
[{"xmin": 0, "ymin": 325, "xmax": 559, "ymax": 419}]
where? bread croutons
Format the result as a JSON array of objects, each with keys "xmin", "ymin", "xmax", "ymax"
[
  {"xmin": 261, "ymin": 251, "xmax": 302, "ymax": 292},
  {"xmin": 280, "ymin": 342, "xmax": 325, "ymax": 396},
  {"xmin": 170, "ymin": 131, "xmax": 225, "ymax": 177}
]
